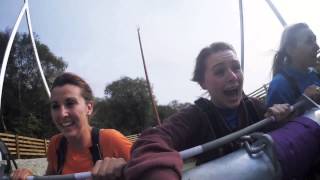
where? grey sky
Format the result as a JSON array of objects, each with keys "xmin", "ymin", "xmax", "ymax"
[{"xmin": 1, "ymin": 0, "xmax": 319, "ymax": 104}]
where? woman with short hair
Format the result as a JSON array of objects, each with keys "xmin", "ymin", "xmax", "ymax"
[{"xmin": 11, "ymin": 72, "xmax": 132, "ymax": 180}]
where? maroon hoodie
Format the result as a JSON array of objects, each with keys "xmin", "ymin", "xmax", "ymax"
[{"xmin": 124, "ymin": 97, "xmax": 266, "ymax": 180}]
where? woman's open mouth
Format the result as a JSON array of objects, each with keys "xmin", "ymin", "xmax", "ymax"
[{"xmin": 223, "ymin": 86, "xmax": 241, "ymax": 98}]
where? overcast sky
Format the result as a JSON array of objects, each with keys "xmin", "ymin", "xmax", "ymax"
[{"xmin": 1, "ymin": 0, "xmax": 319, "ymax": 105}]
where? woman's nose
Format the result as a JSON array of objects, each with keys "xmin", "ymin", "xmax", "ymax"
[
  {"xmin": 58, "ymin": 106, "xmax": 69, "ymax": 117},
  {"xmin": 227, "ymin": 69, "xmax": 238, "ymax": 81}
]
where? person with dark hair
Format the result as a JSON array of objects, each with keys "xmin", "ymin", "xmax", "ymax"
[
  {"xmin": 124, "ymin": 42, "xmax": 291, "ymax": 180},
  {"xmin": 11, "ymin": 72, "xmax": 132, "ymax": 180},
  {"xmin": 267, "ymin": 23, "xmax": 320, "ymax": 107}
]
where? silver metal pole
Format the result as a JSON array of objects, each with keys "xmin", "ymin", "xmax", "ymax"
[
  {"xmin": 2, "ymin": 172, "xmax": 92, "ymax": 180},
  {"xmin": 0, "ymin": 0, "xmax": 52, "ymax": 113},
  {"xmin": 265, "ymin": 0, "xmax": 287, "ymax": 27},
  {"xmin": 25, "ymin": 0, "xmax": 51, "ymax": 97},
  {"xmin": 239, "ymin": 0, "xmax": 245, "ymax": 72},
  {"xmin": 180, "ymin": 99, "xmax": 307, "ymax": 160},
  {"xmin": 0, "ymin": 2, "xmax": 28, "ymax": 113}
]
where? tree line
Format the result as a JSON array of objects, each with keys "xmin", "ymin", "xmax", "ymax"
[{"xmin": 0, "ymin": 30, "xmax": 190, "ymax": 138}]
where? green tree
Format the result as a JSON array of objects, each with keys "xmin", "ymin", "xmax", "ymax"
[
  {"xmin": 93, "ymin": 77, "xmax": 155, "ymax": 135},
  {"xmin": 91, "ymin": 97, "xmax": 110, "ymax": 128},
  {"xmin": 158, "ymin": 100, "xmax": 191, "ymax": 120},
  {"xmin": 168, "ymin": 100, "xmax": 191, "ymax": 111},
  {"xmin": 0, "ymin": 30, "xmax": 67, "ymax": 138}
]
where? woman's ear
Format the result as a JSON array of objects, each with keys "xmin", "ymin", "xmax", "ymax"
[
  {"xmin": 200, "ymin": 81, "xmax": 207, "ymax": 90},
  {"xmin": 87, "ymin": 101, "xmax": 94, "ymax": 115}
]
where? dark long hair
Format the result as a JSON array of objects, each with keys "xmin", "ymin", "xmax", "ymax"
[{"xmin": 272, "ymin": 23, "xmax": 309, "ymax": 77}]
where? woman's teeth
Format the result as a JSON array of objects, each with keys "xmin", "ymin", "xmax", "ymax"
[{"xmin": 61, "ymin": 121, "xmax": 73, "ymax": 127}]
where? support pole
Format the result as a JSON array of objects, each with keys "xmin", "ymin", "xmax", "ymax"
[
  {"xmin": 0, "ymin": 0, "xmax": 51, "ymax": 116},
  {"xmin": 265, "ymin": 0, "xmax": 287, "ymax": 27},
  {"xmin": 137, "ymin": 28, "xmax": 161, "ymax": 125},
  {"xmin": 0, "ymin": 1, "xmax": 27, "ymax": 115},
  {"xmin": 239, "ymin": 0, "xmax": 245, "ymax": 72},
  {"xmin": 25, "ymin": 0, "xmax": 51, "ymax": 97}
]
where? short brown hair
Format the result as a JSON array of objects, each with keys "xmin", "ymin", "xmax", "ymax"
[
  {"xmin": 51, "ymin": 72, "xmax": 94, "ymax": 103},
  {"xmin": 192, "ymin": 42, "xmax": 236, "ymax": 84}
]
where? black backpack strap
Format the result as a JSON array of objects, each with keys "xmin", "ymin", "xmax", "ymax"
[
  {"xmin": 56, "ymin": 128, "xmax": 102, "ymax": 174},
  {"xmin": 194, "ymin": 98, "xmax": 228, "ymax": 138},
  {"xmin": 56, "ymin": 136, "xmax": 67, "ymax": 174},
  {"xmin": 242, "ymin": 96, "xmax": 260, "ymax": 124},
  {"xmin": 194, "ymin": 98, "xmax": 241, "ymax": 164},
  {"xmin": 280, "ymin": 71, "xmax": 301, "ymax": 100},
  {"xmin": 89, "ymin": 127, "xmax": 103, "ymax": 164}
]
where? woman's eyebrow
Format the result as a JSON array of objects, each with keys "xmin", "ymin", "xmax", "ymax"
[
  {"xmin": 211, "ymin": 62, "xmax": 225, "ymax": 70},
  {"xmin": 65, "ymin": 97, "xmax": 77, "ymax": 101},
  {"xmin": 49, "ymin": 101, "xmax": 58, "ymax": 106}
]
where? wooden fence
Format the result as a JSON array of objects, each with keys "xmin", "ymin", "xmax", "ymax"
[
  {"xmin": 0, "ymin": 132, "xmax": 49, "ymax": 159},
  {"xmin": 126, "ymin": 134, "xmax": 140, "ymax": 143},
  {"xmin": 0, "ymin": 132, "xmax": 139, "ymax": 159}
]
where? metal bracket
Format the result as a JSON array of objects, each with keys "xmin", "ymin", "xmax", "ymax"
[{"xmin": 240, "ymin": 133, "xmax": 280, "ymax": 173}]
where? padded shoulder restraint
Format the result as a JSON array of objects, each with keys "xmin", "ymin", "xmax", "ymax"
[{"xmin": 56, "ymin": 127, "xmax": 102, "ymax": 174}]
